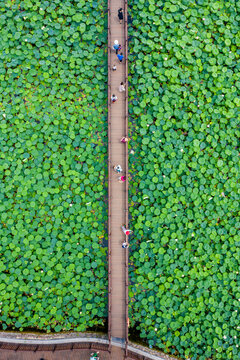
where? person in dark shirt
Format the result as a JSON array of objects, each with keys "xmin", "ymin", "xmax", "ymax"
[{"xmin": 118, "ymin": 8, "xmax": 124, "ymax": 24}]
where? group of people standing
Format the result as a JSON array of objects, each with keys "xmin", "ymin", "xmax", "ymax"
[
  {"xmin": 111, "ymin": 8, "xmax": 132, "ymax": 249},
  {"xmin": 111, "ymin": 8, "xmax": 125, "ymax": 103},
  {"xmin": 111, "ymin": 80, "xmax": 125, "ymax": 103},
  {"xmin": 113, "ymin": 136, "xmax": 131, "ymax": 249}
]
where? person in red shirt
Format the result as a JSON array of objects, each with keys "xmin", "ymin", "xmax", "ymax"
[{"xmin": 121, "ymin": 226, "xmax": 132, "ymax": 235}]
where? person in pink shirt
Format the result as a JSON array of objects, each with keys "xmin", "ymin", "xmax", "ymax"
[{"xmin": 118, "ymin": 176, "xmax": 126, "ymax": 182}]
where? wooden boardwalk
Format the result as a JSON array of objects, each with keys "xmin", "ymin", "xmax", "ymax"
[
  {"xmin": 0, "ymin": 349, "xmax": 110, "ymax": 360},
  {"xmin": 108, "ymin": 0, "xmax": 129, "ymax": 359}
]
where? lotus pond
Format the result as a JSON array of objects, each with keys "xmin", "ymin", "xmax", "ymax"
[
  {"xmin": 0, "ymin": 0, "xmax": 108, "ymax": 332},
  {"xmin": 1, "ymin": 0, "xmax": 240, "ymax": 359},
  {"xmin": 128, "ymin": 1, "xmax": 240, "ymax": 359}
]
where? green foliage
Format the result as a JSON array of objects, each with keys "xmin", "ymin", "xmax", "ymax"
[
  {"xmin": 0, "ymin": 0, "xmax": 108, "ymax": 331},
  {"xmin": 128, "ymin": 0, "xmax": 240, "ymax": 359}
]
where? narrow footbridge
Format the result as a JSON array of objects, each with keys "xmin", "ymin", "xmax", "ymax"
[{"xmin": 107, "ymin": 0, "xmax": 129, "ymax": 359}]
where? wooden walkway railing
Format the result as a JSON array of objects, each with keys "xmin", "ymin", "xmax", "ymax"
[
  {"xmin": 124, "ymin": 0, "xmax": 129, "ymax": 356},
  {"xmin": 107, "ymin": 0, "xmax": 112, "ymax": 351}
]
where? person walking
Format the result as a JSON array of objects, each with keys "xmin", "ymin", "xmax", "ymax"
[
  {"xmin": 119, "ymin": 82, "xmax": 126, "ymax": 92},
  {"xmin": 118, "ymin": 176, "xmax": 126, "ymax": 183},
  {"xmin": 112, "ymin": 64, "xmax": 117, "ymax": 71},
  {"xmin": 120, "ymin": 137, "xmax": 128, "ymax": 143},
  {"xmin": 117, "ymin": 44, "xmax": 122, "ymax": 54},
  {"xmin": 112, "ymin": 40, "xmax": 119, "ymax": 54},
  {"xmin": 122, "ymin": 242, "xmax": 129, "ymax": 249},
  {"xmin": 117, "ymin": 53, "xmax": 124, "ymax": 63},
  {"xmin": 118, "ymin": 8, "xmax": 124, "ymax": 24},
  {"xmin": 111, "ymin": 94, "xmax": 117, "ymax": 103},
  {"xmin": 113, "ymin": 164, "xmax": 123, "ymax": 173},
  {"xmin": 121, "ymin": 225, "xmax": 132, "ymax": 235},
  {"xmin": 90, "ymin": 352, "xmax": 99, "ymax": 360}
]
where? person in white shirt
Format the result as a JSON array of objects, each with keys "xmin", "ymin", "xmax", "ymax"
[
  {"xmin": 119, "ymin": 82, "xmax": 126, "ymax": 92},
  {"xmin": 111, "ymin": 94, "xmax": 118, "ymax": 102},
  {"xmin": 113, "ymin": 164, "xmax": 123, "ymax": 173}
]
